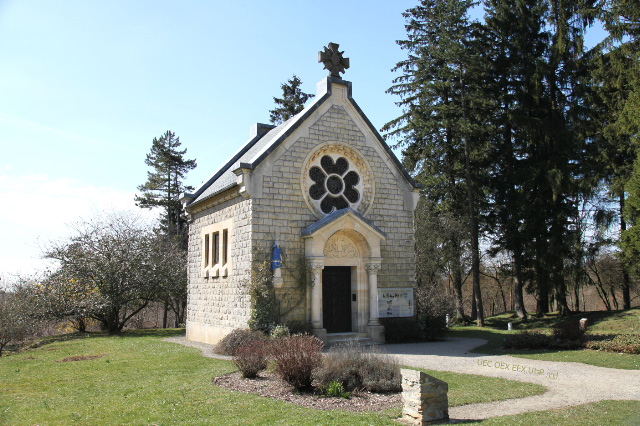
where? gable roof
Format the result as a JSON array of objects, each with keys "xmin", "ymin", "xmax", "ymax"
[
  {"xmin": 181, "ymin": 77, "xmax": 422, "ymax": 209},
  {"xmin": 300, "ymin": 207, "xmax": 386, "ymax": 239}
]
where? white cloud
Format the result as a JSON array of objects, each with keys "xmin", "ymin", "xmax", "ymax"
[{"xmin": 0, "ymin": 170, "xmax": 159, "ymax": 277}]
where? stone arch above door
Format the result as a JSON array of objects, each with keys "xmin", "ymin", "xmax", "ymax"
[{"xmin": 300, "ymin": 208, "xmax": 385, "ymax": 260}]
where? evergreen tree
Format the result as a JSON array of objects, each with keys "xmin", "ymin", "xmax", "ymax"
[
  {"xmin": 135, "ymin": 130, "xmax": 196, "ymax": 238},
  {"xmin": 384, "ymin": 0, "xmax": 488, "ymax": 325},
  {"xmin": 591, "ymin": 0, "xmax": 640, "ymax": 308},
  {"xmin": 269, "ymin": 75, "xmax": 314, "ymax": 125},
  {"xmin": 483, "ymin": 0, "xmax": 551, "ymax": 319},
  {"xmin": 136, "ymin": 130, "xmax": 196, "ymax": 328}
]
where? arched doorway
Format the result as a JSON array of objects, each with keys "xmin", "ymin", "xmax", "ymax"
[{"xmin": 301, "ymin": 208, "xmax": 386, "ymax": 343}]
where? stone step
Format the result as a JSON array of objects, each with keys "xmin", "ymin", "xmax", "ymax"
[
  {"xmin": 327, "ymin": 332, "xmax": 368, "ymax": 342},
  {"xmin": 325, "ymin": 332, "xmax": 377, "ymax": 348}
]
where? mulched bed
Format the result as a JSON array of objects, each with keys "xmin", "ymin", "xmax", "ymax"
[{"xmin": 213, "ymin": 371, "xmax": 402, "ymax": 412}]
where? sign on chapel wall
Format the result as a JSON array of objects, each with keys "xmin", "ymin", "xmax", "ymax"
[{"xmin": 378, "ymin": 288, "xmax": 414, "ymax": 318}]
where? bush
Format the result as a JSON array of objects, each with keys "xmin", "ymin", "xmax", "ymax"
[
  {"xmin": 503, "ymin": 331, "xmax": 553, "ymax": 350},
  {"xmin": 552, "ymin": 320, "xmax": 585, "ymax": 342},
  {"xmin": 271, "ymin": 334, "xmax": 323, "ymax": 390},
  {"xmin": 415, "ymin": 284, "xmax": 452, "ymax": 341},
  {"xmin": 214, "ymin": 329, "xmax": 268, "ymax": 356},
  {"xmin": 232, "ymin": 340, "xmax": 269, "ymax": 378},
  {"xmin": 585, "ymin": 334, "xmax": 640, "ymax": 354},
  {"xmin": 313, "ymin": 342, "xmax": 401, "ymax": 393},
  {"xmin": 379, "ymin": 317, "xmax": 424, "ymax": 343},
  {"xmin": 285, "ymin": 320, "xmax": 313, "ymax": 335},
  {"xmin": 270, "ymin": 324, "xmax": 290, "ymax": 339},
  {"xmin": 247, "ymin": 261, "xmax": 279, "ymax": 333}
]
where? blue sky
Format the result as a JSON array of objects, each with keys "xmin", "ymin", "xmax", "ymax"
[{"xmin": 0, "ymin": 1, "xmax": 606, "ymax": 281}]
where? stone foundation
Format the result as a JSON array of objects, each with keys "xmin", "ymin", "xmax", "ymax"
[{"xmin": 401, "ymin": 369, "xmax": 448, "ymax": 425}]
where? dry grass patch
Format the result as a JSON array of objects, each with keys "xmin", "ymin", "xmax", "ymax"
[{"xmin": 57, "ymin": 354, "xmax": 105, "ymax": 362}]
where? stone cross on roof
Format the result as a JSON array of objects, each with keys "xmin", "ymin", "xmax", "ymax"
[{"xmin": 318, "ymin": 42, "xmax": 350, "ymax": 78}]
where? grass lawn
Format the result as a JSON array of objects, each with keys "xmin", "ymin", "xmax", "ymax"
[
  {"xmin": 436, "ymin": 400, "xmax": 640, "ymax": 426},
  {"xmin": 0, "ymin": 329, "xmax": 540, "ymax": 425},
  {"xmin": 0, "ymin": 329, "xmax": 637, "ymax": 425},
  {"xmin": 448, "ymin": 308, "xmax": 640, "ymax": 370}
]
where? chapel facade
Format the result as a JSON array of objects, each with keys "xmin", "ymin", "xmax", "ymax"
[{"xmin": 180, "ymin": 44, "xmax": 421, "ymax": 345}]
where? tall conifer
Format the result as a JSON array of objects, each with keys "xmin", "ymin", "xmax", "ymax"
[{"xmin": 384, "ymin": 0, "xmax": 488, "ymax": 325}]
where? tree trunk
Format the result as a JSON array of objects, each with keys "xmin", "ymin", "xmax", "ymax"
[
  {"xmin": 471, "ymin": 283, "xmax": 477, "ymax": 320},
  {"xmin": 620, "ymin": 194, "xmax": 631, "ymax": 309},
  {"xmin": 535, "ymin": 236, "xmax": 549, "ymax": 317},
  {"xmin": 460, "ymin": 66, "xmax": 483, "ymax": 327},
  {"xmin": 513, "ymin": 255, "xmax": 527, "ymax": 319},
  {"xmin": 163, "ymin": 300, "xmax": 169, "ymax": 329},
  {"xmin": 451, "ymin": 243, "xmax": 465, "ymax": 321}
]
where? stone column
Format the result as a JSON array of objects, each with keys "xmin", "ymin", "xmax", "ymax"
[
  {"xmin": 307, "ymin": 259, "xmax": 324, "ymax": 330},
  {"xmin": 365, "ymin": 261, "xmax": 381, "ymax": 325}
]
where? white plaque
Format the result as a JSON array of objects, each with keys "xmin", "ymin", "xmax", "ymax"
[{"xmin": 378, "ymin": 288, "xmax": 414, "ymax": 318}]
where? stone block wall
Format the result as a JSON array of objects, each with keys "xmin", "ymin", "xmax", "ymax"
[
  {"xmin": 186, "ymin": 193, "xmax": 252, "ymax": 344},
  {"xmin": 252, "ymin": 102, "xmax": 417, "ymax": 325}
]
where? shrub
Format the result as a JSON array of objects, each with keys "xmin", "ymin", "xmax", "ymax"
[
  {"xmin": 379, "ymin": 317, "xmax": 424, "ymax": 343},
  {"xmin": 271, "ymin": 334, "xmax": 323, "ymax": 390},
  {"xmin": 415, "ymin": 284, "xmax": 452, "ymax": 341},
  {"xmin": 232, "ymin": 340, "xmax": 269, "ymax": 378},
  {"xmin": 313, "ymin": 342, "xmax": 401, "ymax": 393},
  {"xmin": 285, "ymin": 320, "xmax": 313, "ymax": 335},
  {"xmin": 214, "ymin": 328, "xmax": 268, "ymax": 356},
  {"xmin": 247, "ymin": 261, "xmax": 279, "ymax": 333},
  {"xmin": 552, "ymin": 320, "xmax": 585, "ymax": 342},
  {"xmin": 270, "ymin": 324, "xmax": 290, "ymax": 339},
  {"xmin": 585, "ymin": 334, "xmax": 640, "ymax": 354},
  {"xmin": 503, "ymin": 331, "xmax": 553, "ymax": 350}
]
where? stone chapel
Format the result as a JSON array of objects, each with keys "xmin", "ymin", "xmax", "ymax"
[{"xmin": 180, "ymin": 44, "xmax": 421, "ymax": 345}]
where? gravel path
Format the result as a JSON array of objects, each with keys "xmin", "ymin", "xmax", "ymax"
[
  {"xmin": 384, "ymin": 338, "xmax": 640, "ymax": 421},
  {"xmin": 165, "ymin": 335, "xmax": 640, "ymax": 421}
]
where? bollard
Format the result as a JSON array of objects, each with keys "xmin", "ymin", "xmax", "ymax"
[
  {"xmin": 508, "ymin": 322, "xmax": 513, "ymax": 331},
  {"xmin": 580, "ymin": 318, "xmax": 588, "ymax": 331}
]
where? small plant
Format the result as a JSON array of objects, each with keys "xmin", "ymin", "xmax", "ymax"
[
  {"xmin": 270, "ymin": 324, "xmax": 290, "ymax": 339},
  {"xmin": 322, "ymin": 380, "xmax": 350, "ymax": 398},
  {"xmin": 232, "ymin": 340, "xmax": 269, "ymax": 378},
  {"xmin": 271, "ymin": 334, "xmax": 323, "ymax": 390},
  {"xmin": 214, "ymin": 328, "xmax": 268, "ymax": 356}
]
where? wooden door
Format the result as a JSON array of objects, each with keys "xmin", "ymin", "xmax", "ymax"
[{"xmin": 322, "ymin": 266, "xmax": 352, "ymax": 333}]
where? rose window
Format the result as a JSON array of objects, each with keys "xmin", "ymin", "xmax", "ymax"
[{"xmin": 309, "ymin": 155, "xmax": 360, "ymax": 214}]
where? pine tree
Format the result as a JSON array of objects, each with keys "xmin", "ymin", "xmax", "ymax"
[
  {"xmin": 595, "ymin": 0, "xmax": 640, "ymax": 307},
  {"xmin": 136, "ymin": 130, "xmax": 196, "ymax": 328},
  {"xmin": 384, "ymin": 0, "xmax": 488, "ymax": 325},
  {"xmin": 269, "ymin": 75, "xmax": 314, "ymax": 125},
  {"xmin": 135, "ymin": 130, "xmax": 196, "ymax": 238},
  {"xmin": 482, "ymin": 0, "xmax": 551, "ymax": 319}
]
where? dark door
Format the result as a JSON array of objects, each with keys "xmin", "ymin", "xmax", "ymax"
[{"xmin": 322, "ymin": 266, "xmax": 352, "ymax": 333}]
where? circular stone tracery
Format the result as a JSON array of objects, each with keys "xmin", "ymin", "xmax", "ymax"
[
  {"xmin": 302, "ymin": 144, "xmax": 374, "ymax": 218},
  {"xmin": 326, "ymin": 175, "xmax": 344, "ymax": 195}
]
